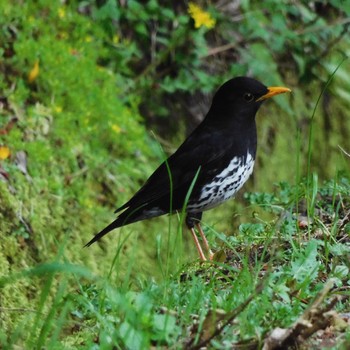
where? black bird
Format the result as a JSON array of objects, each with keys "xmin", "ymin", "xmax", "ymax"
[{"xmin": 86, "ymin": 77, "xmax": 291, "ymax": 260}]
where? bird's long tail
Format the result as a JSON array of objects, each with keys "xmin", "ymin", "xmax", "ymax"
[
  {"xmin": 85, "ymin": 204, "xmax": 165, "ymax": 247},
  {"xmin": 84, "ymin": 207, "xmax": 140, "ymax": 247},
  {"xmin": 84, "ymin": 219, "xmax": 121, "ymax": 247}
]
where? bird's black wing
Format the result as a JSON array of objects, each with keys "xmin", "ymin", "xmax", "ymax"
[{"xmin": 116, "ymin": 124, "xmax": 232, "ymax": 213}]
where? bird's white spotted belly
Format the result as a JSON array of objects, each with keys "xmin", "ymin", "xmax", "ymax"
[{"xmin": 188, "ymin": 152, "xmax": 254, "ymax": 212}]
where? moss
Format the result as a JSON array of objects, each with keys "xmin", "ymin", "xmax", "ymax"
[
  {"xmin": 0, "ymin": 182, "xmax": 17, "ymax": 232},
  {"xmin": 0, "ymin": 1, "xmax": 161, "ymax": 337}
]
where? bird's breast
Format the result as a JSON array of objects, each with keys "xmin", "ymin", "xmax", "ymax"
[{"xmin": 188, "ymin": 152, "xmax": 255, "ymax": 212}]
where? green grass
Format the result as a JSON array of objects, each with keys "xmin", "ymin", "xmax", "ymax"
[{"xmin": 1, "ymin": 176, "xmax": 349, "ymax": 349}]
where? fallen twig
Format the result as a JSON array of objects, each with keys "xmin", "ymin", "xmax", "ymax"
[
  {"xmin": 187, "ymin": 277, "xmax": 266, "ymax": 350},
  {"xmin": 262, "ymin": 279, "xmax": 342, "ymax": 350}
]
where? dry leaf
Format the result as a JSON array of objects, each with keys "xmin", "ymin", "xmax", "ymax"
[
  {"xmin": 28, "ymin": 59, "xmax": 39, "ymax": 83},
  {"xmin": 15, "ymin": 151, "xmax": 32, "ymax": 182},
  {"xmin": 0, "ymin": 117, "xmax": 18, "ymax": 135},
  {"xmin": 212, "ymin": 249, "xmax": 227, "ymax": 263},
  {"xmin": 200, "ymin": 309, "xmax": 226, "ymax": 342}
]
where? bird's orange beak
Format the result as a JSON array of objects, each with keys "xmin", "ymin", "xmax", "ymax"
[{"xmin": 257, "ymin": 86, "xmax": 291, "ymax": 101}]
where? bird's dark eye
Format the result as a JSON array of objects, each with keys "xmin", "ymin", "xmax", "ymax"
[{"xmin": 243, "ymin": 92, "xmax": 254, "ymax": 102}]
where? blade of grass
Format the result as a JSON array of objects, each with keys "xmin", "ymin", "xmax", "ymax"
[
  {"xmin": 150, "ymin": 131, "xmax": 175, "ymax": 279},
  {"xmin": 306, "ymin": 56, "xmax": 348, "ymax": 225}
]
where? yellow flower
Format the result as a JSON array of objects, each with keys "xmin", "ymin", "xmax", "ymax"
[
  {"xmin": 188, "ymin": 2, "xmax": 216, "ymax": 29},
  {"xmin": 54, "ymin": 106, "xmax": 63, "ymax": 113},
  {"xmin": 111, "ymin": 124, "xmax": 121, "ymax": 133},
  {"xmin": 85, "ymin": 36, "xmax": 92, "ymax": 43},
  {"xmin": 28, "ymin": 59, "xmax": 39, "ymax": 83},
  {"xmin": 0, "ymin": 146, "xmax": 10, "ymax": 160},
  {"xmin": 58, "ymin": 8, "xmax": 66, "ymax": 18}
]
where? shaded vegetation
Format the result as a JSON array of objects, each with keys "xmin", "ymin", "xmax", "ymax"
[{"xmin": 0, "ymin": 1, "xmax": 349, "ymax": 349}]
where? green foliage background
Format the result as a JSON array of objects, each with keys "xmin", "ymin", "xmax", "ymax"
[{"xmin": 0, "ymin": 0, "xmax": 350, "ymax": 348}]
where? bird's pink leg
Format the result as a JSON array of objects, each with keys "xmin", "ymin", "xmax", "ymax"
[
  {"xmin": 196, "ymin": 223, "xmax": 214, "ymax": 260},
  {"xmin": 189, "ymin": 228, "xmax": 207, "ymax": 261}
]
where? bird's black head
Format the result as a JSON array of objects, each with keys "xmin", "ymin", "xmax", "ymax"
[{"xmin": 208, "ymin": 76, "xmax": 290, "ymax": 122}]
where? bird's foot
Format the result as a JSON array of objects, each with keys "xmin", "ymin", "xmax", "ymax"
[{"xmin": 208, "ymin": 250, "xmax": 214, "ymax": 261}]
